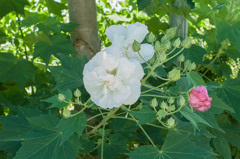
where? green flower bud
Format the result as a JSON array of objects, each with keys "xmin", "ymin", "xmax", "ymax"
[
  {"xmin": 190, "ymin": 62, "xmax": 196, "ymax": 70},
  {"xmin": 163, "ymin": 41, "xmax": 171, "ymax": 50},
  {"xmin": 63, "ymin": 109, "xmax": 71, "ymax": 117},
  {"xmin": 150, "ymin": 98, "xmax": 158, "ymax": 108},
  {"xmin": 154, "ymin": 41, "xmax": 161, "ymax": 52},
  {"xmin": 161, "ymin": 35, "xmax": 168, "ymax": 43},
  {"xmin": 181, "ymin": 37, "xmax": 192, "ymax": 48},
  {"xmin": 178, "ymin": 95, "xmax": 186, "ymax": 106},
  {"xmin": 157, "ymin": 109, "xmax": 167, "ymax": 119},
  {"xmin": 169, "ymin": 105, "xmax": 176, "ymax": 111},
  {"xmin": 160, "ymin": 101, "xmax": 168, "ymax": 109},
  {"xmin": 74, "ymin": 88, "xmax": 81, "ymax": 98},
  {"xmin": 167, "ymin": 117, "xmax": 175, "ymax": 128},
  {"xmin": 177, "ymin": 54, "xmax": 185, "ymax": 62},
  {"xmin": 173, "ymin": 38, "xmax": 181, "ymax": 48},
  {"xmin": 132, "ymin": 40, "xmax": 141, "ymax": 52},
  {"xmin": 159, "ymin": 52, "xmax": 167, "ymax": 63},
  {"xmin": 184, "ymin": 60, "xmax": 192, "ymax": 70},
  {"xmin": 165, "ymin": 27, "xmax": 176, "ymax": 40},
  {"xmin": 147, "ymin": 32, "xmax": 156, "ymax": 43},
  {"xmin": 167, "ymin": 97, "xmax": 174, "ymax": 104},
  {"xmin": 168, "ymin": 68, "xmax": 181, "ymax": 81},
  {"xmin": 58, "ymin": 93, "xmax": 65, "ymax": 101}
]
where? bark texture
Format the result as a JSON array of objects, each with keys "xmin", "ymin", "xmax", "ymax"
[
  {"xmin": 68, "ymin": 0, "xmax": 100, "ymax": 59},
  {"xmin": 169, "ymin": 0, "xmax": 188, "ymax": 38}
]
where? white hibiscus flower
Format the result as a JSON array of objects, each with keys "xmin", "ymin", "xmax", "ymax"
[
  {"xmin": 105, "ymin": 22, "xmax": 154, "ymax": 63},
  {"xmin": 83, "ymin": 48, "xmax": 144, "ymax": 108}
]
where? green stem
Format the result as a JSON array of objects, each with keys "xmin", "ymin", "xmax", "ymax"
[
  {"xmin": 166, "ymin": 47, "xmax": 176, "ymax": 56},
  {"xmin": 165, "ymin": 47, "xmax": 184, "ymax": 63},
  {"xmin": 140, "ymin": 94, "xmax": 172, "ymax": 99},
  {"xmin": 137, "ymin": 51, "xmax": 152, "ymax": 69},
  {"xmin": 88, "ymin": 107, "xmax": 120, "ymax": 135},
  {"xmin": 141, "ymin": 81, "xmax": 170, "ymax": 94},
  {"xmin": 142, "ymin": 63, "xmax": 159, "ymax": 83}
]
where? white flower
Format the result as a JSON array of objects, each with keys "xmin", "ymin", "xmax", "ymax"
[
  {"xmin": 105, "ymin": 22, "xmax": 154, "ymax": 63},
  {"xmin": 83, "ymin": 48, "xmax": 144, "ymax": 108}
]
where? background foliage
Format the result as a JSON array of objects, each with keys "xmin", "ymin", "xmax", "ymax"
[{"xmin": 0, "ymin": 0, "xmax": 240, "ymax": 159}]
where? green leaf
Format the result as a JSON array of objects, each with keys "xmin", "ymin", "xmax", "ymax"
[
  {"xmin": 168, "ymin": 77, "xmax": 194, "ymax": 95},
  {"xmin": 127, "ymin": 131, "xmax": 215, "ymax": 159},
  {"xmin": 213, "ymin": 137, "xmax": 231, "ymax": 159},
  {"xmin": 43, "ymin": 89, "xmax": 72, "ymax": 109},
  {"xmin": 129, "ymin": 106, "xmax": 156, "ymax": 124},
  {"xmin": 21, "ymin": 14, "xmax": 39, "ymax": 27},
  {"xmin": 34, "ymin": 35, "xmax": 78, "ymax": 64},
  {"xmin": 180, "ymin": 106, "xmax": 212, "ymax": 129},
  {"xmin": 182, "ymin": 45, "xmax": 207, "ymax": 64},
  {"xmin": 212, "ymin": 2, "xmax": 227, "ymax": 11},
  {"xmin": 56, "ymin": 112, "xmax": 87, "ymax": 144},
  {"xmin": 217, "ymin": 21, "xmax": 240, "ymax": 52},
  {"xmin": 186, "ymin": 72, "xmax": 206, "ymax": 86},
  {"xmin": 210, "ymin": 79, "xmax": 240, "ymax": 121},
  {"xmin": 59, "ymin": 22, "xmax": 79, "ymax": 32},
  {"xmin": 98, "ymin": 134, "xmax": 128, "ymax": 159},
  {"xmin": 0, "ymin": 0, "xmax": 29, "ymax": 19},
  {"xmin": 0, "ymin": 53, "xmax": 35, "ymax": 88},
  {"xmin": 37, "ymin": 17, "xmax": 61, "ymax": 35},
  {"xmin": 45, "ymin": 0, "xmax": 67, "ymax": 16},
  {"xmin": 49, "ymin": 54, "xmax": 88, "ymax": 90},
  {"xmin": 137, "ymin": 0, "xmax": 151, "ymax": 11},
  {"xmin": 14, "ymin": 113, "xmax": 79, "ymax": 159}
]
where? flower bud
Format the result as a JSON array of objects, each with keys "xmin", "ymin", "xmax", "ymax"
[
  {"xmin": 163, "ymin": 41, "xmax": 171, "ymax": 50},
  {"xmin": 184, "ymin": 60, "xmax": 192, "ymax": 70},
  {"xmin": 167, "ymin": 97, "xmax": 174, "ymax": 104},
  {"xmin": 190, "ymin": 62, "xmax": 196, "ymax": 70},
  {"xmin": 74, "ymin": 88, "xmax": 81, "ymax": 98},
  {"xmin": 165, "ymin": 27, "xmax": 176, "ymax": 40},
  {"xmin": 160, "ymin": 101, "xmax": 168, "ymax": 109},
  {"xmin": 178, "ymin": 95, "xmax": 186, "ymax": 106},
  {"xmin": 169, "ymin": 105, "xmax": 176, "ymax": 111},
  {"xmin": 173, "ymin": 37, "xmax": 181, "ymax": 48},
  {"xmin": 159, "ymin": 52, "xmax": 167, "ymax": 63},
  {"xmin": 168, "ymin": 68, "xmax": 181, "ymax": 81},
  {"xmin": 161, "ymin": 35, "xmax": 168, "ymax": 43},
  {"xmin": 181, "ymin": 37, "xmax": 192, "ymax": 48},
  {"xmin": 167, "ymin": 117, "xmax": 175, "ymax": 128},
  {"xmin": 58, "ymin": 93, "xmax": 65, "ymax": 101},
  {"xmin": 150, "ymin": 98, "xmax": 158, "ymax": 108},
  {"xmin": 157, "ymin": 109, "xmax": 167, "ymax": 119},
  {"xmin": 177, "ymin": 54, "xmax": 185, "ymax": 62},
  {"xmin": 154, "ymin": 41, "xmax": 161, "ymax": 52},
  {"xmin": 147, "ymin": 32, "xmax": 156, "ymax": 43},
  {"xmin": 132, "ymin": 40, "xmax": 141, "ymax": 52},
  {"xmin": 63, "ymin": 109, "xmax": 71, "ymax": 117}
]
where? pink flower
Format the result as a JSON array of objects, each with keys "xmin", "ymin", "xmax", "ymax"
[{"xmin": 188, "ymin": 85, "xmax": 212, "ymax": 112}]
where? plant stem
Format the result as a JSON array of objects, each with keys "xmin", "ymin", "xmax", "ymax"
[{"xmin": 88, "ymin": 107, "xmax": 120, "ymax": 135}]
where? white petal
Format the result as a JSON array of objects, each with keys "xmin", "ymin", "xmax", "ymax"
[
  {"xmin": 138, "ymin": 44, "xmax": 155, "ymax": 63},
  {"xmin": 105, "ymin": 25, "xmax": 127, "ymax": 48},
  {"xmin": 123, "ymin": 80, "xmax": 141, "ymax": 105},
  {"xmin": 126, "ymin": 22, "xmax": 149, "ymax": 44},
  {"xmin": 104, "ymin": 46, "xmax": 123, "ymax": 59}
]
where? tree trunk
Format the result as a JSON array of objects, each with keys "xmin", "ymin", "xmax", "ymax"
[
  {"xmin": 169, "ymin": 0, "xmax": 188, "ymax": 38},
  {"xmin": 67, "ymin": 0, "xmax": 100, "ymax": 59}
]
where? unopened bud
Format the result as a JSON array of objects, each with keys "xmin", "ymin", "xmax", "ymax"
[
  {"xmin": 168, "ymin": 97, "xmax": 174, "ymax": 104},
  {"xmin": 74, "ymin": 89, "xmax": 81, "ymax": 97},
  {"xmin": 63, "ymin": 109, "xmax": 71, "ymax": 117},
  {"xmin": 173, "ymin": 38, "xmax": 181, "ymax": 48},
  {"xmin": 159, "ymin": 52, "xmax": 167, "ymax": 63},
  {"xmin": 178, "ymin": 95, "xmax": 185, "ymax": 106},
  {"xmin": 167, "ymin": 117, "xmax": 175, "ymax": 128},
  {"xmin": 154, "ymin": 41, "xmax": 161, "ymax": 52},
  {"xmin": 163, "ymin": 41, "xmax": 171, "ymax": 50},
  {"xmin": 181, "ymin": 37, "xmax": 192, "ymax": 48},
  {"xmin": 132, "ymin": 40, "xmax": 141, "ymax": 52},
  {"xmin": 169, "ymin": 105, "xmax": 176, "ymax": 111},
  {"xmin": 184, "ymin": 60, "xmax": 192, "ymax": 70},
  {"xmin": 168, "ymin": 68, "xmax": 181, "ymax": 81},
  {"xmin": 160, "ymin": 101, "xmax": 168, "ymax": 109},
  {"xmin": 161, "ymin": 35, "xmax": 168, "ymax": 43},
  {"xmin": 147, "ymin": 32, "xmax": 156, "ymax": 43},
  {"xmin": 157, "ymin": 109, "xmax": 167, "ymax": 119},
  {"xmin": 190, "ymin": 62, "xmax": 196, "ymax": 70},
  {"xmin": 165, "ymin": 27, "xmax": 176, "ymax": 40},
  {"xmin": 150, "ymin": 98, "xmax": 158, "ymax": 108},
  {"xmin": 58, "ymin": 93, "xmax": 65, "ymax": 101},
  {"xmin": 177, "ymin": 54, "xmax": 185, "ymax": 62}
]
